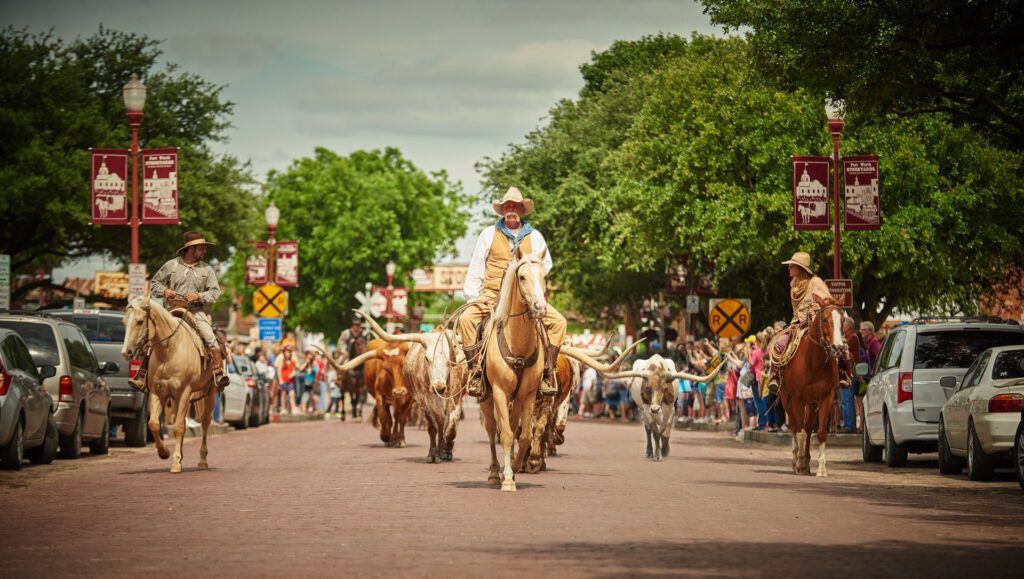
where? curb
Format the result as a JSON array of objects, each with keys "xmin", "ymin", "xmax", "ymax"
[
  {"xmin": 738, "ymin": 428, "xmax": 860, "ymax": 447},
  {"xmin": 271, "ymin": 413, "xmax": 327, "ymax": 423}
]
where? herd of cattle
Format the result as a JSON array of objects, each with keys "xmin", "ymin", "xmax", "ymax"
[{"xmin": 318, "ymin": 313, "xmax": 723, "ymax": 478}]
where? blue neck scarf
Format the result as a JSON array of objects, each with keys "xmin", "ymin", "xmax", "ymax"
[{"xmin": 496, "ymin": 218, "xmax": 533, "ymax": 251}]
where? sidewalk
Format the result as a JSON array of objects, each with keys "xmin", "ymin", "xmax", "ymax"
[{"xmin": 677, "ymin": 418, "xmax": 859, "ymax": 447}]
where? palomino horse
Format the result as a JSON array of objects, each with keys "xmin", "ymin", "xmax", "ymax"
[
  {"xmin": 476, "ymin": 248, "xmax": 551, "ymax": 492},
  {"xmin": 122, "ymin": 295, "xmax": 218, "ymax": 473},
  {"xmin": 777, "ymin": 295, "xmax": 845, "ymax": 476}
]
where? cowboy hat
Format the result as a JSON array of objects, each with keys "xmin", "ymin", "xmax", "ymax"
[
  {"xmin": 176, "ymin": 231, "xmax": 216, "ymax": 255},
  {"xmin": 781, "ymin": 251, "xmax": 814, "ymax": 275},
  {"xmin": 492, "ymin": 187, "xmax": 534, "ymax": 216}
]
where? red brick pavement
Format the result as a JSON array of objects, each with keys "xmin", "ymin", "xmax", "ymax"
[{"xmin": 1, "ymin": 407, "xmax": 1023, "ymax": 577}]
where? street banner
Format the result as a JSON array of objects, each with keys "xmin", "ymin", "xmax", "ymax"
[
  {"xmin": 275, "ymin": 241, "xmax": 299, "ymax": 287},
  {"xmin": 0, "ymin": 254, "xmax": 9, "ymax": 310},
  {"xmin": 843, "ymin": 155, "xmax": 881, "ymax": 230},
  {"xmin": 825, "ymin": 278, "xmax": 853, "ymax": 308},
  {"xmin": 128, "ymin": 263, "xmax": 147, "ymax": 300},
  {"xmin": 792, "ymin": 156, "xmax": 830, "ymax": 231},
  {"xmin": 141, "ymin": 148, "xmax": 180, "ymax": 224},
  {"xmin": 91, "ymin": 148, "xmax": 129, "ymax": 225},
  {"xmin": 246, "ymin": 242, "xmax": 268, "ymax": 285}
]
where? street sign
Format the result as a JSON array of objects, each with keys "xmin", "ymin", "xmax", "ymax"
[
  {"xmin": 73, "ymin": 296, "xmax": 86, "ymax": 310},
  {"xmin": 258, "ymin": 317, "xmax": 282, "ymax": 341},
  {"xmin": 253, "ymin": 283, "xmax": 288, "ymax": 318},
  {"xmin": 0, "ymin": 254, "xmax": 10, "ymax": 310},
  {"xmin": 792, "ymin": 156, "xmax": 830, "ymax": 231},
  {"xmin": 686, "ymin": 294, "xmax": 700, "ymax": 314},
  {"xmin": 95, "ymin": 271, "xmax": 129, "ymax": 299},
  {"xmin": 128, "ymin": 263, "xmax": 146, "ymax": 299},
  {"xmin": 708, "ymin": 298, "xmax": 752, "ymax": 338},
  {"xmin": 826, "ymin": 279, "xmax": 854, "ymax": 308},
  {"xmin": 843, "ymin": 155, "xmax": 881, "ymax": 230},
  {"xmin": 370, "ymin": 286, "xmax": 409, "ymax": 318},
  {"xmin": 411, "ymin": 265, "xmax": 468, "ymax": 292}
]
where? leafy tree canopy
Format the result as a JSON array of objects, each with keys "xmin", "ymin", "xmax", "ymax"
[
  {"xmin": 700, "ymin": 0, "xmax": 1024, "ymax": 150},
  {"xmin": 0, "ymin": 26, "xmax": 257, "ymax": 298},
  {"xmin": 480, "ymin": 33, "xmax": 1024, "ymax": 329},
  {"xmin": 262, "ymin": 147, "xmax": 472, "ymax": 336}
]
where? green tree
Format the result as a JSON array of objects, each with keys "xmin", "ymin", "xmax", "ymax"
[
  {"xmin": 263, "ymin": 147, "xmax": 471, "ymax": 336},
  {"xmin": 0, "ymin": 27, "xmax": 257, "ymax": 299},
  {"xmin": 700, "ymin": 0, "xmax": 1024, "ymax": 150}
]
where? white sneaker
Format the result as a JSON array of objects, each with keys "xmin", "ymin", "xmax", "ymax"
[{"xmin": 185, "ymin": 417, "xmax": 201, "ymax": 428}]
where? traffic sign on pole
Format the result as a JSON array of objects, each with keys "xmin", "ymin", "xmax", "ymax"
[
  {"xmin": 708, "ymin": 298, "xmax": 752, "ymax": 338},
  {"xmin": 0, "ymin": 254, "xmax": 10, "ymax": 310},
  {"xmin": 825, "ymin": 279, "xmax": 853, "ymax": 308},
  {"xmin": 253, "ymin": 283, "xmax": 288, "ymax": 318},
  {"xmin": 258, "ymin": 317, "xmax": 282, "ymax": 341}
]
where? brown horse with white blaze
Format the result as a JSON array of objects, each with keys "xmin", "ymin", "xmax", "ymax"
[{"xmin": 778, "ymin": 295, "xmax": 846, "ymax": 476}]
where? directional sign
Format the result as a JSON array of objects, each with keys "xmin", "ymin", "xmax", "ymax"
[
  {"xmin": 826, "ymin": 279, "xmax": 853, "ymax": 308},
  {"xmin": 686, "ymin": 294, "xmax": 700, "ymax": 314},
  {"xmin": 258, "ymin": 317, "xmax": 282, "ymax": 341},
  {"xmin": 708, "ymin": 298, "xmax": 752, "ymax": 339},
  {"xmin": 253, "ymin": 283, "xmax": 288, "ymax": 318}
]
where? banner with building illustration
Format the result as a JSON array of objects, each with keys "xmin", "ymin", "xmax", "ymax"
[
  {"xmin": 91, "ymin": 148, "xmax": 129, "ymax": 225},
  {"xmin": 246, "ymin": 242, "xmax": 268, "ymax": 285},
  {"xmin": 141, "ymin": 148, "xmax": 180, "ymax": 224},
  {"xmin": 843, "ymin": 155, "xmax": 881, "ymax": 230},
  {"xmin": 275, "ymin": 241, "xmax": 299, "ymax": 287},
  {"xmin": 792, "ymin": 156, "xmax": 830, "ymax": 231}
]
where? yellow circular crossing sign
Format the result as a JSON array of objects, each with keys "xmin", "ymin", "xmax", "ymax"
[
  {"xmin": 253, "ymin": 283, "xmax": 288, "ymax": 318},
  {"xmin": 708, "ymin": 298, "xmax": 751, "ymax": 338}
]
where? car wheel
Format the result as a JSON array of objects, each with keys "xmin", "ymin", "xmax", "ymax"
[
  {"xmin": 862, "ymin": 418, "xmax": 883, "ymax": 463},
  {"xmin": 89, "ymin": 410, "xmax": 110, "ymax": 455},
  {"xmin": 937, "ymin": 417, "xmax": 964, "ymax": 475},
  {"xmin": 236, "ymin": 398, "xmax": 250, "ymax": 430},
  {"xmin": 967, "ymin": 421, "xmax": 995, "ymax": 481},
  {"xmin": 1015, "ymin": 423, "xmax": 1024, "ymax": 491},
  {"xmin": 0, "ymin": 419, "xmax": 25, "ymax": 470},
  {"xmin": 125, "ymin": 406, "xmax": 148, "ymax": 447},
  {"xmin": 58, "ymin": 410, "xmax": 83, "ymax": 459},
  {"xmin": 248, "ymin": 397, "xmax": 261, "ymax": 428},
  {"xmin": 884, "ymin": 413, "xmax": 908, "ymax": 468},
  {"xmin": 26, "ymin": 418, "xmax": 58, "ymax": 465}
]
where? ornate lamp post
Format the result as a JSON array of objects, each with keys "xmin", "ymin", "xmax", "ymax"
[
  {"xmin": 265, "ymin": 202, "xmax": 280, "ymax": 282},
  {"xmin": 825, "ymin": 98, "xmax": 845, "ymax": 279},
  {"xmin": 123, "ymin": 74, "xmax": 146, "ymax": 264}
]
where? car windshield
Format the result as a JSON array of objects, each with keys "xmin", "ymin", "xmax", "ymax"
[
  {"xmin": 914, "ymin": 330, "xmax": 1024, "ymax": 369},
  {"xmin": 48, "ymin": 313, "xmax": 126, "ymax": 342},
  {"xmin": 992, "ymin": 350, "xmax": 1024, "ymax": 380},
  {"xmin": 0, "ymin": 321, "xmax": 59, "ymax": 367}
]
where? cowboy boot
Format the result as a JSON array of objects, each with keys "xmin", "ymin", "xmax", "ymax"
[
  {"xmin": 210, "ymin": 347, "xmax": 230, "ymax": 390},
  {"xmin": 463, "ymin": 348, "xmax": 485, "ymax": 397},
  {"xmin": 128, "ymin": 354, "xmax": 149, "ymax": 392},
  {"xmin": 764, "ymin": 367, "xmax": 780, "ymax": 394},
  {"xmin": 539, "ymin": 346, "xmax": 560, "ymax": 396}
]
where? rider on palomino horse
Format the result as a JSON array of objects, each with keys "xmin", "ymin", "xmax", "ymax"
[
  {"xmin": 764, "ymin": 251, "xmax": 852, "ymax": 393},
  {"xmin": 459, "ymin": 187, "xmax": 566, "ymax": 397},
  {"xmin": 129, "ymin": 231, "xmax": 230, "ymax": 391}
]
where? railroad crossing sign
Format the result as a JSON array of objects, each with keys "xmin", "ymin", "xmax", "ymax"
[
  {"xmin": 708, "ymin": 298, "xmax": 752, "ymax": 338},
  {"xmin": 253, "ymin": 283, "xmax": 288, "ymax": 318}
]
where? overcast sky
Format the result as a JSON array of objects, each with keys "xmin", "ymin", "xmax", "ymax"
[{"xmin": 4, "ymin": 0, "xmax": 720, "ymax": 276}]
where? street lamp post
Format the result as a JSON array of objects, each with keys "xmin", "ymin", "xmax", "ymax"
[
  {"xmin": 385, "ymin": 260, "xmax": 396, "ymax": 330},
  {"xmin": 826, "ymin": 98, "xmax": 845, "ymax": 279},
  {"xmin": 265, "ymin": 202, "xmax": 280, "ymax": 282},
  {"xmin": 123, "ymin": 74, "xmax": 146, "ymax": 264}
]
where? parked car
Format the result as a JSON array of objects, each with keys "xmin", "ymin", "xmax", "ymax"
[
  {"xmin": 1015, "ymin": 406, "xmax": 1024, "ymax": 490},
  {"xmin": 937, "ymin": 345, "xmax": 1024, "ymax": 480},
  {"xmin": 862, "ymin": 317, "xmax": 1024, "ymax": 467},
  {"xmin": 232, "ymin": 355, "xmax": 269, "ymax": 427},
  {"xmin": 0, "ymin": 311, "xmax": 114, "ymax": 458},
  {"xmin": 42, "ymin": 308, "xmax": 163, "ymax": 447},
  {"xmin": 0, "ymin": 329, "xmax": 58, "ymax": 469},
  {"xmin": 222, "ymin": 358, "xmax": 252, "ymax": 429}
]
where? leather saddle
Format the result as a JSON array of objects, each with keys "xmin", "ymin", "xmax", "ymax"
[{"xmin": 165, "ymin": 298, "xmax": 228, "ymax": 362}]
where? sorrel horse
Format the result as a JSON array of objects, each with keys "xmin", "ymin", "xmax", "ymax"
[
  {"xmin": 122, "ymin": 295, "xmax": 217, "ymax": 473},
  {"xmin": 778, "ymin": 295, "xmax": 845, "ymax": 476}
]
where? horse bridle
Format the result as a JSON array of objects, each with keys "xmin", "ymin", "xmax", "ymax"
[
  {"xmin": 812, "ymin": 303, "xmax": 846, "ymax": 361},
  {"xmin": 509, "ymin": 259, "xmax": 545, "ymax": 320},
  {"xmin": 126, "ymin": 301, "xmax": 183, "ymax": 360}
]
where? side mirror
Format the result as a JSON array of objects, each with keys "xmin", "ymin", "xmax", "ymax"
[
  {"xmin": 38, "ymin": 365, "xmax": 57, "ymax": 379},
  {"xmin": 855, "ymin": 363, "xmax": 870, "ymax": 376},
  {"xmin": 101, "ymin": 361, "xmax": 120, "ymax": 375},
  {"xmin": 939, "ymin": 376, "xmax": 957, "ymax": 389}
]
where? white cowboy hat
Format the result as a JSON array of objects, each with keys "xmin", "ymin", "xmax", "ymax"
[
  {"xmin": 781, "ymin": 251, "xmax": 814, "ymax": 274},
  {"xmin": 492, "ymin": 187, "xmax": 534, "ymax": 216},
  {"xmin": 176, "ymin": 231, "xmax": 216, "ymax": 255}
]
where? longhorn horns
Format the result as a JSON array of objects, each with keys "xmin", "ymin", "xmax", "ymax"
[
  {"xmin": 313, "ymin": 344, "xmax": 380, "ymax": 373},
  {"xmin": 354, "ymin": 309, "xmax": 429, "ymax": 346},
  {"xmin": 559, "ymin": 339, "xmax": 643, "ymax": 374}
]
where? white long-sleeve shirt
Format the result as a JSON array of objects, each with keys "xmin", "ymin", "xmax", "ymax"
[{"xmin": 463, "ymin": 225, "xmax": 553, "ymax": 301}]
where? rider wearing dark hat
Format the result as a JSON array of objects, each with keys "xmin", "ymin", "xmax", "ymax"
[
  {"xmin": 336, "ymin": 317, "xmax": 368, "ymax": 363},
  {"xmin": 129, "ymin": 231, "xmax": 229, "ymax": 390}
]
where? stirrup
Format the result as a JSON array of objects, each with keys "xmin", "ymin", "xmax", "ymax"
[
  {"xmin": 128, "ymin": 375, "xmax": 147, "ymax": 393},
  {"xmin": 215, "ymin": 372, "xmax": 230, "ymax": 391},
  {"xmin": 466, "ymin": 376, "xmax": 485, "ymax": 397},
  {"xmin": 539, "ymin": 378, "xmax": 557, "ymax": 396}
]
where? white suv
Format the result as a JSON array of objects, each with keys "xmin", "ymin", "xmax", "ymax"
[{"xmin": 861, "ymin": 318, "xmax": 1024, "ymax": 467}]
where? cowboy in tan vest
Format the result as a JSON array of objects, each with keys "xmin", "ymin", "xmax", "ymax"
[
  {"xmin": 458, "ymin": 187, "xmax": 566, "ymax": 397},
  {"xmin": 764, "ymin": 251, "xmax": 851, "ymax": 392},
  {"xmin": 129, "ymin": 231, "xmax": 230, "ymax": 391}
]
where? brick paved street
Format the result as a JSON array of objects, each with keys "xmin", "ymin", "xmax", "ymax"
[{"xmin": 1, "ymin": 404, "xmax": 1023, "ymax": 577}]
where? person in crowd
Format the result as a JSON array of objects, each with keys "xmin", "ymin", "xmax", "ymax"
[
  {"xmin": 298, "ymin": 350, "xmax": 318, "ymax": 414},
  {"xmin": 275, "ymin": 346, "xmax": 298, "ymax": 415},
  {"xmin": 722, "ymin": 338, "xmax": 738, "ymax": 424},
  {"xmin": 604, "ymin": 376, "xmax": 621, "ymax": 420},
  {"xmin": 749, "ymin": 332, "xmax": 767, "ymax": 430},
  {"xmin": 839, "ymin": 317, "xmax": 861, "ymax": 433},
  {"xmin": 580, "ymin": 365, "xmax": 598, "ymax": 418},
  {"xmin": 676, "ymin": 372, "xmax": 693, "ymax": 423}
]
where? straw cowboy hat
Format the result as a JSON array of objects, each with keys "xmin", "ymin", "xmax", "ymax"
[
  {"xmin": 781, "ymin": 251, "xmax": 814, "ymax": 275},
  {"xmin": 492, "ymin": 187, "xmax": 534, "ymax": 216},
  {"xmin": 176, "ymin": 231, "xmax": 217, "ymax": 255}
]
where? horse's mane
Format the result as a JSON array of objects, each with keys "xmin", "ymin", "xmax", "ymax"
[{"xmin": 127, "ymin": 295, "xmax": 180, "ymax": 336}]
